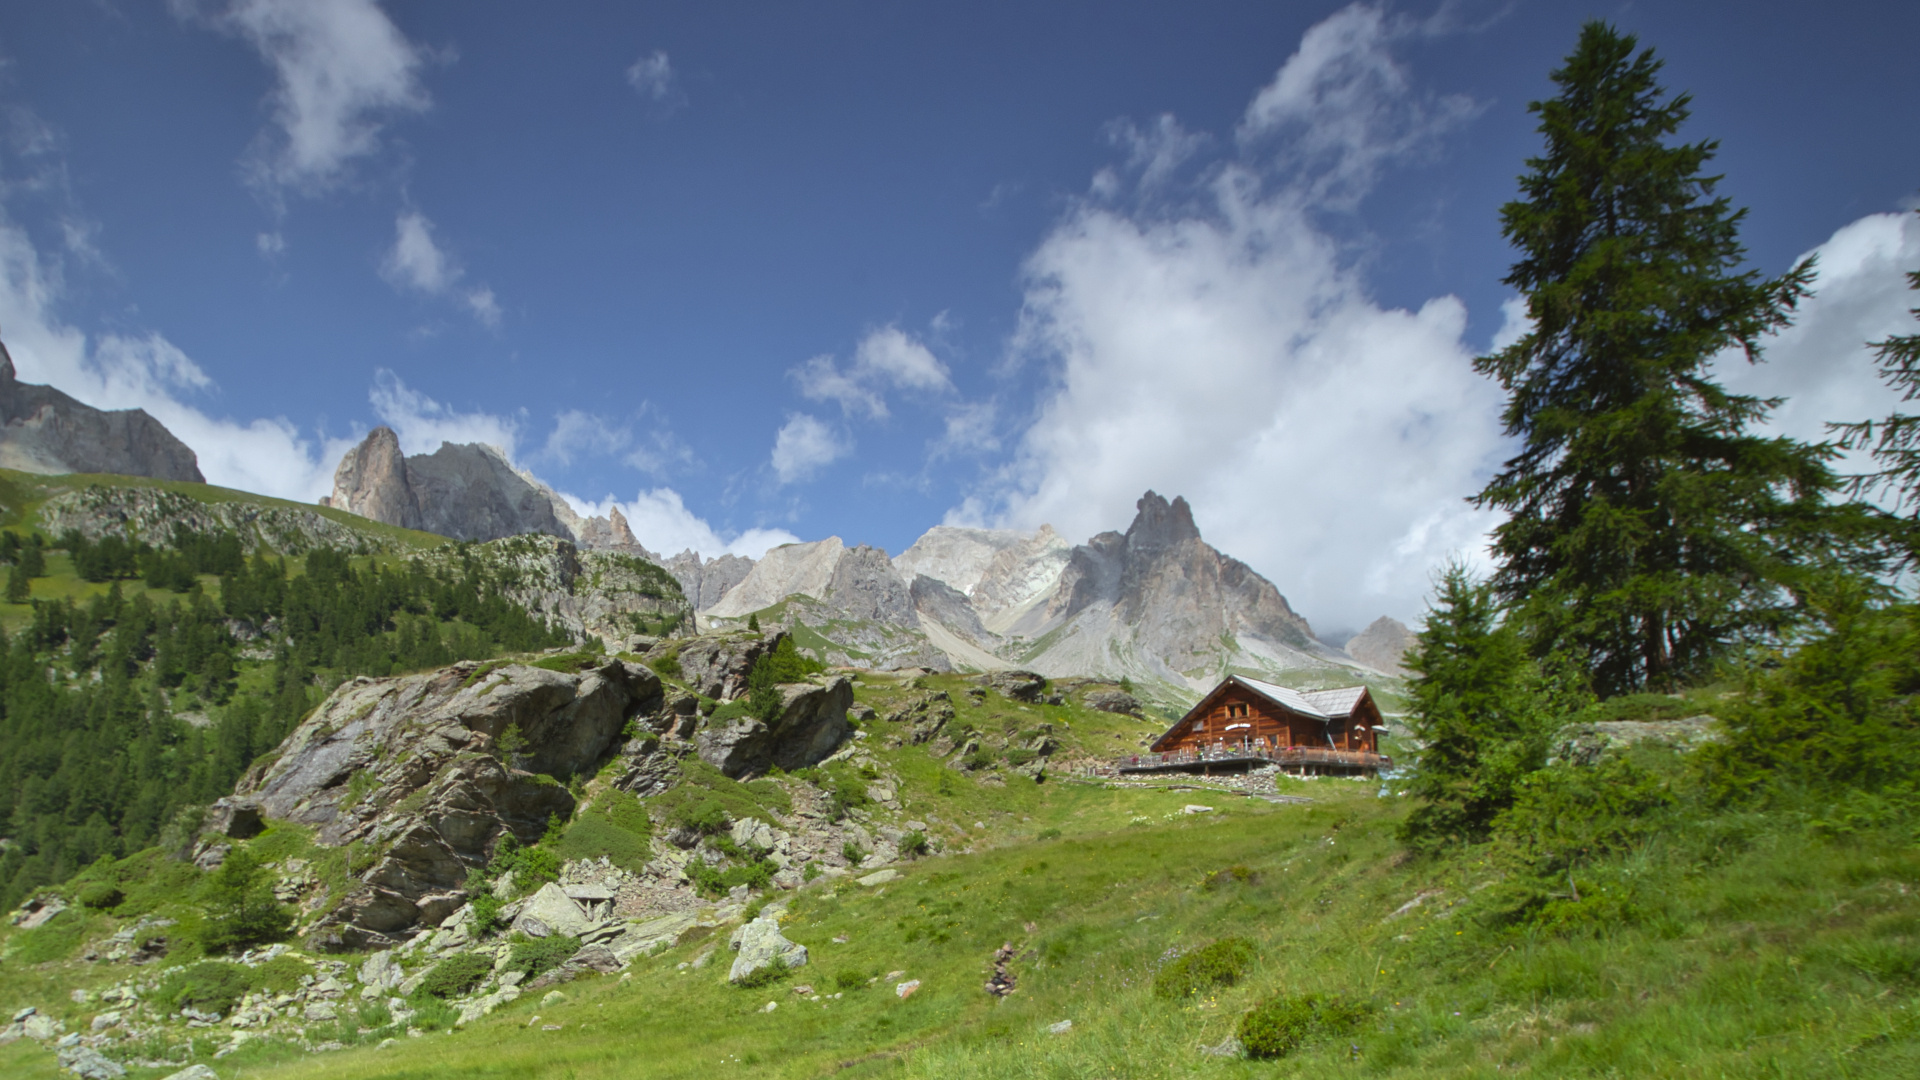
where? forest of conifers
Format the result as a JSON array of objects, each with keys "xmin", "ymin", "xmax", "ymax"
[{"xmin": 0, "ymin": 529, "xmax": 571, "ymax": 912}]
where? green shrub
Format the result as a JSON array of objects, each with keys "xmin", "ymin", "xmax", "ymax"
[
  {"xmin": 841, "ymin": 841, "xmax": 866, "ymax": 866},
  {"xmin": 77, "ymin": 881, "xmax": 125, "ymax": 910},
  {"xmin": 1005, "ymin": 748, "xmax": 1038, "ymax": 767},
  {"xmin": 1237, "ymin": 993, "xmax": 1374, "ymax": 1059},
  {"xmin": 154, "ymin": 961, "xmax": 252, "ymax": 1017},
  {"xmin": 900, "ymin": 831, "xmax": 930, "ymax": 858},
  {"xmin": 416, "ymin": 952, "xmax": 495, "ymax": 999},
  {"xmin": 833, "ymin": 968, "xmax": 870, "ymax": 991},
  {"xmin": 733, "ymin": 959, "xmax": 793, "ymax": 989},
  {"xmin": 1153, "ymin": 937, "xmax": 1256, "ymax": 1000},
  {"xmin": 196, "ymin": 847, "xmax": 292, "ymax": 955},
  {"xmin": 507, "ymin": 934, "xmax": 581, "ymax": 980},
  {"xmin": 468, "ymin": 888, "xmax": 506, "ymax": 937},
  {"xmin": 409, "ymin": 996, "xmax": 460, "ymax": 1030},
  {"xmin": 648, "ymin": 649, "xmax": 683, "ymax": 680},
  {"xmin": 358, "ymin": 999, "xmax": 394, "ymax": 1029},
  {"xmin": 488, "ymin": 833, "xmax": 562, "ymax": 889},
  {"xmin": 1036, "ymin": 828, "xmax": 1062, "ymax": 841},
  {"xmin": 532, "ymin": 651, "xmax": 600, "ymax": 674},
  {"xmin": 672, "ymin": 796, "xmax": 732, "ymax": 836},
  {"xmin": 1202, "ymin": 865, "xmax": 1256, "ymax": 891},
  {"xmin": 553, "ymin": 789, "xmax": 653, "ymax": 872}
]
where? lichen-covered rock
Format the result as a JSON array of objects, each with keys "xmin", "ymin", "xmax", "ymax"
[
  {"xmin": 695, "ymin": 677, "xmax": 854, "ymax": 778},
  {"xmin": 650, "ymin": 630, "xmax": 780, "ymax": 700},
  {"xmin": 512, "ymin": 883, "xmax": 603, "ymax": 939},
  {"xmin": 1081, "ymin": 687, "xmax": 1141, "ymax": 716},
  {"xmin": 975, "ymin": 671, "xmax": 1046, "ymax": 702},
  {"xmin": 237, "ymin": 656, "xmax": 662, "ymax": 950},
  {"xmin": 728, "ymin": 916, "xmax": 807, "ymax": 983}
]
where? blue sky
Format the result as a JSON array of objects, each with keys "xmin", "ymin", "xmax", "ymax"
[{"xmin": 0, "ymin": 1, "xmax": 1916, "ymax": 635}]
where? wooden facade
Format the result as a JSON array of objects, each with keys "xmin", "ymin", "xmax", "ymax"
[{"xmin": 1149, "ymin": 677, "xmax": 1383, "ymax": 757}]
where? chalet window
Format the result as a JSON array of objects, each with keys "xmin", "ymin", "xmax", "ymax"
[{"xmin": 1226, "ymin": 703, "xmax": 1249, "ymax": 719}]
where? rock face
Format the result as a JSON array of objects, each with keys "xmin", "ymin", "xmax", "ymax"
[
  {"xmin": 661, "ymin": 551, "xmax": 755, "ymax": 612},
  {"xmin": 411, "ymin": 534, "xmax": 693, "ymax": 647},
  {"xmin": 696, "ymin": 677, "xmax": 855, "ymax": 778},
  {"xmin": 35, "ymin": 483, "xmax": 414, "ymax": 555},
  {"xmin": 0, "ymin": 340, "xmax": 204, "ymax": 482},
  {"xmin": 728, "ymin": 915, "xmax": 808, "ymax": 983},
  {"xmin": 324, "ymin": 426, "xmax": 648, "ymax": 550},
  {"xmin": 681, "ymin": 490, "xmax": 1358, "ymax": 693},
  {"xmin": 236, "ymin": 657, "xmax": 664, "ymax": 949},
  {"xmin": 1346, "ymin": 616, "xmax": 1417, "ymax": 677}
]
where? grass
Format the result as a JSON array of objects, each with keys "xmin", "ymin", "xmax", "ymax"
[{"xmin": 2, "ymin": 668, "xmax": 1916, "ymax": 1077}]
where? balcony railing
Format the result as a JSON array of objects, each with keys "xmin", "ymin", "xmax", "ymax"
[{"xmin": 1114, "ymin": 745, "xmax": 1390, "ymax": 772}]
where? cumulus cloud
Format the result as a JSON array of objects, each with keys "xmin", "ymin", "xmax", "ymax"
[
  {"xmin": 770, "ymin": 413, "xmax": 850, "ymax": 484},
  {"xmin": 794, "ymin": 325, "xmax": 954, "ymax": 419},
  {"xmin": 368, "ymin": 369, "xmax": 520, "ymax": 459},
  {"xmin": 178, "ymin": 0, "xmax": 431, "ymax": 196},
  {"xmin": 379, "ymin": 210, "xmax": 501, "ymax": 326},
  {"xmin": 626, "ymin": 50, "xmax": 683, "ymax": 108},
  {"xmin": 1712, "ymin": 209, "xmax": 1920, "ymax": 487},
  {"xmin": 559, "ymin": 489, "xmax": 799, "ymax": 561},
  {"xmin": 958, "ymin": 1, "xmax": 1507, "ymax": 633}
]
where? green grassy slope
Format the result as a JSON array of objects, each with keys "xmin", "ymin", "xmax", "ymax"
[
  {"xmin": 3, "ymin": 670, "xmax": 1915, "ymax": 1078},
  {"xmin": 0, "ymin": 469, "xmax": 447, "ymax": 551}
]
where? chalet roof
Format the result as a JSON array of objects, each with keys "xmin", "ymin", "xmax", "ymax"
[
  {"xmin": 1299, "ymin": 686, "xmax": 1369, "ymax": 719},
  {"xmin": 1235, "ymin": 677, "xmax": 1331, "ymax": 720}
]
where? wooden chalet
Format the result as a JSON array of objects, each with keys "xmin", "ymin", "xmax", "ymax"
[{"xmin": 1119, "ymin": 675, "xmax": 1390, "ymax": 777}]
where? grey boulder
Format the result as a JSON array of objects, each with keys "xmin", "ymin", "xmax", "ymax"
[
  {"xmin": 696, "ymin": 677, "xmax": 853, "ymax": 778},
  {"xmin": 728, "ymin": 916, "xmax": 808, "ymax": 983}
]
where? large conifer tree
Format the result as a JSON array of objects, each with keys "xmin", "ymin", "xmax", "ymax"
[{"xmin": 1475, "ymin": 22, "xmax": 1834, "ymax": 695}]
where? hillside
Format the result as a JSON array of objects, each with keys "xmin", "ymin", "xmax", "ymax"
[{"xmin": 0, "ymin": 663, "xmax": 1914, "ymax": 1079}]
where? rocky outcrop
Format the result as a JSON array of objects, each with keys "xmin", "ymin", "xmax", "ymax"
[
  {"xmin": 696, "ymin": 677, "xmax": 854, "ymax": 778},
  {"xmin": 662, "ymin": 551, "xmax": 755, "ymax": 612},
  {"xmin": 1346, "ymin": 616, "xmax": 1417, "ymax": 677},
  {"xmin": 324, "ymin": 427, "xmax": 646, "ymax": 550},
  {"xmin": 35, "ymin": 483, "xmax": 419, "ymax": 554},
  {"xmin": 0, "ymin": 340, "xmax": 204, "ymax": 482},
  {"xmin": 236, "ymin": 656, "xmax": 665, "ymax": 949},
  {"xmin": 728, "ymin": 914, "xmax": 808, "ymax": 983},
  {"xmin": 411, "ymin": 534, "xmax": 692, "ymax": 646},
  {"xmin": 652, "ymin": 630, "xmax": 782, "ymax": 700},
  {"xmin": 702, "ymin": 539, "xmax": 847, "ymax": 620}
]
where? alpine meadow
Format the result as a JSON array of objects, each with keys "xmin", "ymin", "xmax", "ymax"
[{"xmin": 2, "ymin": 6, "xmax": 1919, "ymax": 1080}]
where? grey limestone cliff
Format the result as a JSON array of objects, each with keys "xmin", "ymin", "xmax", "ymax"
[
  {"xmin": 1346, "ymin": 615, "xmax": 1417, "ymax": 677},
  {"xmin": 0, "ymin": 340, "xmax": 204, "ymax": 482}
]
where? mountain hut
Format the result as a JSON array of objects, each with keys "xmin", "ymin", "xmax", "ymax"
[{"xmin": 1122, "ymin": 675, "xmax": 1390, "ymax": 777}]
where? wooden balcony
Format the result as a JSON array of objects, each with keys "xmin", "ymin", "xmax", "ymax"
[{"xmin": 1114, "ymin": 745, "xmax": 1391, "ymax": 777}]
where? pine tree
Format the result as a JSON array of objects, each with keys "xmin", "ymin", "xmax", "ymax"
[
  {"xmin": 1834, "ymin": 226, "xmax": 1920, "ymax": 556},
  {"xmin": 1400, "ymin": 566, "xmax": 1576, "ymax": 847},
  {"xmin": 747, "ymin": 612, "xmax": 760, "ymax": 633},
  {"xmin": 1475, "ymin": 22, "xmax": 1836, "ymax": 695},
  {"xmin": 4, "ymin": 565, "xmax": 25, "ymax": 603}
]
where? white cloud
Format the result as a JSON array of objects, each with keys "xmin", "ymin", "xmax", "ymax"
[
  {"xmin": 794, "ymin": 325, "xmax": 954, "ymax": 419},
  {"xmin": 0, "ymin": 202, "xmax": 354, "ymax": 502},
  {"xmin": 961, "ymin": 1, "xmax": 1508, "ymax": 633},
  {"xmin": 560, "ymin": 489, "xmax": 799, "ymax": 560},
  {"xmin": 1237, "ymin": 2, "xmax": 1476, "ymax": 208},
  {"xmin": 540, "ymin": 409, "xmax": 629, "ymax": 468},
  {"xmin": 1712, "ymin": 209, "xmax": 1920, "ymax": 486},
  {"xmin": 626, "ymin": 50, "xmax": 681, "ymax": 105},
  {"xmin": 1106, "ymin": 114, "xmax": 1209, "ymax": 190},
  {"xmin": 180, "ymin": 0, "xmax": 431, "ymax": 195},
  {"xmin": 368, "ymin": 369, "xmax": 520, "ymax": 459},
  {"xmin": 381, "ymin": 210, "xmax": 453, "ymax": 292},
  {"xmin": 934, "ymin": 401, "xmax": 1000, "ymax": 458},
  {"xmin": 770, "ymin": 413, "xmax": 850, "ymax": 484},
  {"xmin": 378, "ymin": 210, "xmax": 500, "ymax": 326}
]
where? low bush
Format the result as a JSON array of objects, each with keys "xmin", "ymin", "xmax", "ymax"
[
  {"xmin": 408, "ymin": 996, "xmax": 460, "ymax": 1031},
  {"xmin": 507, "ymin": 934, "xmax": 581, "ymax": 980},
  {"xmin": 416, "ymin": 952, "xmax": 495, "ymax": 999},
  {"xmin": 1036, "ymin": 828, "xmax": 1062, "ymax": 841},
  {"xmin": 1202, "ymin": 865, "xmax": 1256, "ymax": 891},
  {"xmin": 1153, "ymin": 937, "xmax": 1256, "ymax": 1000},
  {"xmin": 647, "ymin": 649, "xmax": 683, "ymax": 680},
  {"xmin": 833, "ymin": 968, "xmax": 871, "ymax": 991},
  {"xmin": 900, "ymin": 830, "xmax": 930, "ymax": 858},
  {"xmin": 77, "ymin": 882, "xmax": 125, "ymax": 910},
  {"xmin": 1237, "ymin": 993, "xmax": 1374, "ymax": 1059},
  {"xmin": 733, "ymin": 959, "xmax": 793, "ymax": 989},
  {"xmin": 154, "ymin": 961, "xmax": 252, "ymax": 1017}
]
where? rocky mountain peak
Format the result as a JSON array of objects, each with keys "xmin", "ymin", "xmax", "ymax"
[
  {"xmin": 0, "ymin": 336, "xmax": 206, "ymax": 483},
  {"xmin": 1346, "ymin": 615, "xmax": 1417, "ymax": 677},
  {"xmin": 1124, "ymin": 491, "xmax": 1201, "ymax": 553}
]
